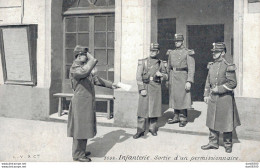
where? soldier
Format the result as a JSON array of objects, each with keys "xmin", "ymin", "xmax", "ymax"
[
  {"xmin": 167, "ymin": 34, "xmax": 195, "ymax": 127},
  {"xmin": 133, "ymin": 43, "xmax": 168, "ymax": 139},
  {"xmin": 201, "ymin": 42, "xmax": 241, "ymax": 153},
  {"xmin": 67, "ymin": 45, "xmax": 119, "ymax": 162}
]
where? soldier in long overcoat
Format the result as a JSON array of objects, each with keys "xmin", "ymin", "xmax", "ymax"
[
  {"xmin": 201, "ymin": 42, "xmax": 241, "ymax": 153},
  {"xmin": 67, "ymin": 45, "xmax": 119, "ymax": 161},
  {"xmin": 133, "ymin": 43, "xmax": 168, "ymax": 139},
  {"xmin": 167, "ymin": 34, "xmax": 195, "ymax": 127}
]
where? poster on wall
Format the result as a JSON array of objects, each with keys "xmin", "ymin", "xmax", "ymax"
[{"xmin": 0, "ymin": 25, "xmax": 37, "ymax": 86}]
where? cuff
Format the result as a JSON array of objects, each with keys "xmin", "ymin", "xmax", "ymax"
[
  {"xmin": 218, "ymin": 85, "xmax": 232, "ymax": 94},
  {"xmin": 137, "ymin": 82, "xmax": 145, "ymax": 91},
  {"xmin": 203, "ymin": 89, "xmax": 210, "ymax": 97},
  {"xmin": 187, "ymin": 78, "xmax": 194, "ymax": 83}
]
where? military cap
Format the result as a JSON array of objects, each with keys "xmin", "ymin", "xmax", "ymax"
[
  {"xmin": 211, "ymin": 42, "xmax": 226, "ymax": 52},
  {"xmin": 150, "ymin": 43, "xmax": 160, "ymax": 51},
  {"xmin": 74, "ymin": 45, "xmax": 89, "ymax": 57},
  {"xmin": 174, "ymin": 34, "xmax": 184, "ymax": 41}
]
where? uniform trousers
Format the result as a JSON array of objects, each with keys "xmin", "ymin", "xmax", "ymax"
[
  {"xmin": 137, "ymin": 116, "xmax": 157, "ymax": 133},
  {"xmin": 208, "ymin": 129, "xmax": 232, "ymax": 148},
  {"xmin": 72, "ymin": 138, "xmax": 88, "ymax": 159}
]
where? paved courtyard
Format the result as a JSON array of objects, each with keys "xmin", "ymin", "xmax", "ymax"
[{"xmin": 0, "ymin": 103, "xmax": 260, "ymax": 162}]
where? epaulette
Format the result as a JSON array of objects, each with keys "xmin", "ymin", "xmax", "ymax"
[
  {"xmin": 188, "ymin": 49, "xmax": 195, "ymax": 55},
  {"xmin": 207, "ymin": 62, "xmax": 214, "ymax": 69},
  {"xmin": 138, "ymin": 57, "xmax": 148, "ymax": 65},
  {"xmin": 226, "ymin": 64, "xmax": 236, "ymax": 72},
  {"xmin": 166, "ymin": 49, "xmax": 173, "ymax": 55}
]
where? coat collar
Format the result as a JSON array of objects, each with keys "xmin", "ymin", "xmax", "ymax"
[
  {"xmin": 148, "ymin": 56, "xmax": 160, "ymax": 63},
  {"xmin": 214, "ymin": 57, "xmax": 224, "ymax": 63},
  {"xmin": 175, "ymin": 45, "xmax": 185, "ymax": 50}
]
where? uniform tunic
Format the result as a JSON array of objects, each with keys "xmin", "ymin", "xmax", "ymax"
[
  {"xmin": 136, "ymin": 57, "xmax": 168, "ymax": 118},
  {"xmin": 204, "ymin": 57, "xmax": 241, "ymax": 132},
  {"xmin": 167, "ymin": 46, "xmax": 195, "ymax": 109},
  {"xmin": 67, "ymin": 61, "xmax": 112, "ymax": 139}
]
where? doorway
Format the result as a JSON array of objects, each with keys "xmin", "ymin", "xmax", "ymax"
[
  {"xmin": 157, "ymin": 18, "xmax": 176, "ymax": 61},
  {"xmin": 157, "ymin": 18, "xmax": 176, "ymax": 104},
  {"xmin": 187, "ymin": 24, "xmax": 224, "ymax": 101}
]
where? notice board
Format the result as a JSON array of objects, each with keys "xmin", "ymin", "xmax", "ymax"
[{"xmin": 0, "ymin": 25, "xmax": 37, "ymax": 86}]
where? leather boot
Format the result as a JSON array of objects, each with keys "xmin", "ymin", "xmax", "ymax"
[
  {"xmin": 133, "ymin": 132, "xmax": 145, "ymax": 139},
  {"xmin": 225, "ymin": 147, "xmax": 232, "ymax": 153},
  {"xmin": 179, "ymin": 121, "xmax": 187, "ymax": 127},
  {"xmin": 73, "ymin": 156, "xmax": 92, "ymax": 162},
  {"xmin": 201, "ymin": 144, "xmax": 219, "ymax": 150},
  {"xmin": 149, "ymin": 130, "xmax": 157, "ymax": 136},
  {"xmin": 168, "ymin": 112, "xmax": 180, "ymax": 124}
]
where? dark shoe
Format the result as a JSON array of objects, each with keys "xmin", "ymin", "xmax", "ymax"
[
  {"xmin": 225, "ymin": 148, "xmax": 232, "ymax": 153},
  {"xmin": 133, "ymin": 132, "xmax": 144, "ymax": 139},
  {"xmin": 167, "ymin": 118, "xmax": 180, "ymax": 124},
  {"xmin": 85, "ymin": 151, "xmax": 91, "ymax": 156},
  {"xmin": 73, "ymin": 156, "xmax": 92, "ymax": 162},
  {"xmin": 201, "ymin": 144, "xmax": 219, "ymax": 150},
  {"xmin": 179, "ymin": 121, "xmax": 187, "ymax": 127},
  {"xmin": 149, "ymin": 130, "xmax": 157, "ymax": 136}
]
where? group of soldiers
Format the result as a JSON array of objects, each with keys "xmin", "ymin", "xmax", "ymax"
[
  {"xmin": 67, "ymin": 33, "xmax": 241, "ymax": 162},
  {"xmin": 134, "ymin": 33, "xmax": 241, "ymax": 154}
]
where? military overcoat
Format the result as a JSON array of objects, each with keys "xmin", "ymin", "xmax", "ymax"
[
  {"xmin": 167, "ymin": 46, "xmax": 195, "ymax": 109},
  {"xmin": 67, "ymin": 61, "xmax": 112, "ymax": 139},
  {"xmin": 136, "ymin": 57, "xmax": 168, "ymax": 118},
  {"xmin": 204, "ymin": 57, "xmax": 241, "ymax": 132}
]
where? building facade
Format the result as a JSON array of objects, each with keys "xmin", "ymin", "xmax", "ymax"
[{"xmin": 0, "ymin": 0, "xmax": 260, "ymax": 140}]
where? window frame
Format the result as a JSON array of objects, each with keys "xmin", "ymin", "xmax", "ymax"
[{"xmin": 62, "ymin": 9, "xmax": 115, "ymax": 94}]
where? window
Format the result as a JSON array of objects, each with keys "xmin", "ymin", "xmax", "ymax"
[
  {"xmin": 63, "ymin": 0, "xmax": 115, "ymax": 11},
  {"xmin": 64, "ymin": 14, "xmax": 115, "ymax": 83},
  {"xmin": 63, "ymin": 0, "xmax": 115, "ymax": 94}
]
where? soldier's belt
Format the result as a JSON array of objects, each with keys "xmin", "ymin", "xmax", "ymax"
[
  {"xmin": 171, "ymin": 67, "xmax": 188, "ymax": 71},
  {"xmin": 143, "ymin": 76, "xmax": 161, "ymax": 83}
]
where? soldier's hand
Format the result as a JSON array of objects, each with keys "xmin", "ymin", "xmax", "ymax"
[
  {"xmin": 86, "ymin": 52, "xmax": 94, "ymax": 60},
  {"xmin": 204, "ymin": 97, "xmax": 210, "ymax": 104},
  {"xmin": 211, "ymin": 87, "xmax": 218, "ymax": 93},
  {"xmin": 155, "ymin": 71, "xmax": 163, "ymax": 77},
  {"xmin": 140, "ymin": 90, "xmax": 147, "ymax": 96},
  {"xmin": 112, "ymin": 83, "xmax": 120, "ymax": 89},
  {"xmin": 185, "ymin": 82, "xmax": 191, "ymax": 91}
]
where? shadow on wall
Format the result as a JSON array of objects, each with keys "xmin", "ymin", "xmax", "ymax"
[{"xmin": 87, "ymin": 129, "xmax": 132, "ymax": 157}]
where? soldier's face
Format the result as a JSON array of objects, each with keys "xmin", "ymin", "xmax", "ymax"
[
  {"xmin": 175, "ymin": 41, "xmax": 183, "ymax": 48},
  {"xmin": 212, "ymin": 51, "xmax": 222, "ymax": 60},
  {"xmin": 77, "ymin": 54, "xmax": 88, "ymax": 63},
  {"xmin": 150, "ymin": 50, "xmax": 159, "ymax": 57}
]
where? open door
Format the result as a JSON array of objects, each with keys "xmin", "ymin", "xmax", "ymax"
[
  {"xmin": 187, "ymin": 24, "xmax": 224, "ymax": 101},
  {"xmin": 157, "ymin": 18, "xmax": 176, "ymax": 104}
]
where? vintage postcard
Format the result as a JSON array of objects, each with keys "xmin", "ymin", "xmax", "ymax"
[{"xmin": 0, "ymin": 0, "xmax": 260, "ymax": 168}]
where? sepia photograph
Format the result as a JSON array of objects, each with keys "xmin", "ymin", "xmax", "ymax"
[{"xmin": 0, "ymin": 0, "xmax": 260, "ymax": 167}]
